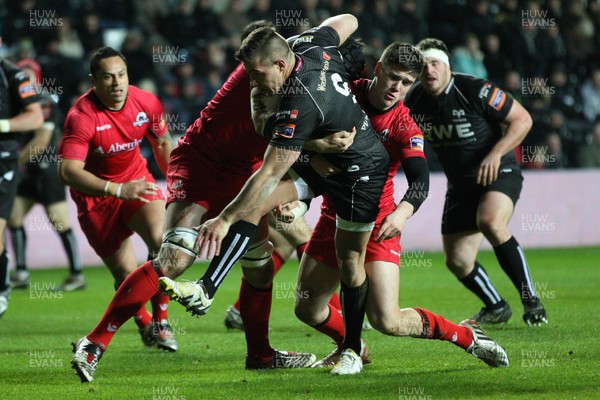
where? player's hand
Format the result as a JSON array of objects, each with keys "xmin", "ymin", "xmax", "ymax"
[
  {"xmin": 376, "ymin": 210, "xmax": 408, "ymax": 242},
  {"xmin": 272, "ymin": 201, "xmax": 300, "ymax": 223},
  {"xmin": 323, "ymin": 126, "xmax": 356, "ymax": 153},
  {"xmin": 119, "ymin": 177, "xmax": 159, "ymax": 202},
  {"xmin": 310, "ymin": 154, "xmax": 342, "ymax": 177},
  {"xmin": 477, "ymin": 153, "xmax": 502, "ymax": 186},
  {"xmin": 195, "ymin": 216, "xmax": 232, "ymax": 259}
]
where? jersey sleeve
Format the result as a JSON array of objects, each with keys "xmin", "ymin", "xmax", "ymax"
[
  {"xmin": 290, "ymin": 26, "xmax": 340, "ymax": 52},
  {"xmin": 394, "ymin": 104, "xmax": 426, "ymax": 161},
  {"xmin": 11, "ymin": 70, "xmax": 39, "ymax": 109},
  {"xmin": 267, "ymin": 91, "xmax": 321, "ymax": 151},
  {"xmin": 144, "ymin": 92, "xmax": 168, "ymax": 139},
  {"xmin": 471, "ymin": 79, "xmax": 514, "ymax": 122},
  {"xmin": 59, "ymin": 110, "xmax": 95, "ymax": 161}
]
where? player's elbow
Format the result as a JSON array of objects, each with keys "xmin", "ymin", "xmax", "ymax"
[{"xmin": 58, "ymin": 161, "xmax": 75, "ymax": 186}]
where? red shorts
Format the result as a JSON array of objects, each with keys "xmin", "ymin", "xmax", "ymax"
[
  {"xmin": 305, "ymin": 211, "xmax": 402, "ymax": 269},
  {"xmin": 166, "ymin": 141, "xmax": 260, "ymax": 218},
  {"xmin": 74, "ymin": 172, "xmax": 163, "ymax": 258}
]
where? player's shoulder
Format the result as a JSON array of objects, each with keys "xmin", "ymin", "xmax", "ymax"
[
  {"xmin": 1, "ymin": 59, "xmax": 26, "ymax": 80},
  {"xmin": 291, "ymin": 26, "xmax": 339, "ymax": 53},
  {"xmin": 452, "ymin": 73, "xmax": 493, "ymax": 95}
]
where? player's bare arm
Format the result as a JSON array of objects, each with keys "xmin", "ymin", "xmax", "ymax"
[
  {"xmin": 2, "ymin": 102, "xmax": 44, "ymax": 132},
  {"xmin": 18, "ymin": 123, "xmax": 52, "ymax": 165},
  {"xmin": 147, "ymin": 132, "xmax": 173, "ymax": 176},
  {"xmin": 197, "ymin": 145, "xmax": 300, "ymax": 258},
  {"xmin": 319, "ymin": 14, "xmax": 358, "ymax": 46},
  {"xmin": 477, "ymin": 100, "xmax": 532, "ymax": 186},
  {"xmin": 58, "ymin": 158, "xmax": 159, "ymax": 202}
]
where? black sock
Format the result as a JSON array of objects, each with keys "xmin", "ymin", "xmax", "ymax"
[
  {"xmin": 200, "ymin": 221, "xmax": 257, "ymax": 298},
  {"xmin": 58, "ymin": 229, "xmax": 82, "ymax": 276},
  {"xmin": 340, "ymin": 278, "xmax": 368, "ymax": 355},
  {"xmin": 10, "ymin": 227, "xmax": 27, "ymax": 271},
  {"xmin": 0, "ymin": 250, "xmax": 10, "ymax": 293},
  {"xmin": 459, "ymin": 261, "xmax": 506, "ymax": 309},
  {"xmin": 494, "ymin": 236, "xmax": 537, "ymax": 303}
]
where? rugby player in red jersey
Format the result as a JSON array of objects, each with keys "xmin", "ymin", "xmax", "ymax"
[
  {"xmin": 291, "ymin": 42, "xmax": 509, "ymax": 370},
  {"xmin": 59, "ymin": 47, "xmax": 176, "ymax": 357},
  {"xmin": 68, "ymin": 24, "xmax": 354, "ymax": 382}
]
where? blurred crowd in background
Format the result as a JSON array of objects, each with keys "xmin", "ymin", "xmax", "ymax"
[{"xmin": 1, "ymin": 0, "xmax": 600, "ymax": 170}]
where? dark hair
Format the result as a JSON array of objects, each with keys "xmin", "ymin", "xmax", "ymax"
[
  {"xmin": 416, "ymin": 38, "xmax": 450, "ymax": 55},
  {"xmin": 241, "ymin": 20, "xmax": 275, "ymax": 42},
  {"xmin": 338, "ymin": 36, "xmax": 365, "ymax": 80},
  {"xmin": 235, "ymin": 27, "xmax": 289, "ymax": 63},
  {"xmin": 380, "ymin": 41, "xmax": 423, "ymax": 76},
  {"xmin": 89, "ymin": 46, "xmax": 127, "ymax": 76}
]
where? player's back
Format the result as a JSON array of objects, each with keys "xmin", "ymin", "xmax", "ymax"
[{"xmin": 183, "ymin": 64, "xmax": 268, "ymax": 173}]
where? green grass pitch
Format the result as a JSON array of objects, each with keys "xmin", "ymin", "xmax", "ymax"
[{"xmin": 1, "ymin": 247, "xmax": 599, "ymax": 399}]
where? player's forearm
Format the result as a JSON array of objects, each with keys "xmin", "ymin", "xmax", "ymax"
[
  {"xmin": 391, "ymin": 201, "xmax": 414, "ymax": 222},
  {"xmin": 152, "ymin": 135, "xmax": 173, "ymax": 176},
  {"xmin": 1, "ymin": 104, "xmax": 44, "ymax": 133},
  {"xmin": 220, "ymin": 172, "xmax": 281, "ymax": 224},
  {"xmin": 59, "ymin": 160, "xmax": 121, "ymax": 197}
]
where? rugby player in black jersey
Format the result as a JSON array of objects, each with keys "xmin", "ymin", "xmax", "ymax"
[
  {"xmin": 160, "ymin": 14, "xmax": 390, "ymax": 375},
  {"xmin": 404, "ymin": 38, "xmax": 547, "ymax": 326}
]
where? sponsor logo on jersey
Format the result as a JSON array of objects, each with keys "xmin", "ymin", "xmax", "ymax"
[
  {"xmin": 347, "ymin": 165, "xmax": 360, "ymax": 172},
  {"xmin": 275, "ymin": 110, "xmax": 299, "ymax": 120},
  {"xmin": 451, "ymin": 331, "xmax": 458, "ymax": 342},
  {"xmin": 451, "ymin": 109, "xmax": 465, "ymax": 119},
  {"xmin": 170, "ymin": 180, "xmax": 183, "ymax": 190},
  {"xmin": 293, "ymin": 36, "xmax": 313, "ymax": 47},
  {"xmin": 317, "ymin": 60, "xmax": 330, "ymax": 91},
  {"xmin": 96, "ymin": 124, "xmax": 112, "ymax": 131},
  {"xmin": 274, "ymin": 123, "xmax": 295, "ymax": 138},
  {"xmin": 133, "ymin": 111, "xmax": 150, "ymax": 127},
  {"xmin": 18, "ymin": 81, "xmax": 35, "ymax": 98},
  {"xmin": 93, "ymin": 146, "xmax": 104, "ymax": 155},
  {"xmin": 488, "ymin": 88, "xmax": 507, "ymax": 111},
  {"xmin": 410, "ymin": 135, "xmax": 425, "ymax": 151},
  {"xmin": 322, "ymin": 51, "xmax": 331, "ymax": 61},
  {"xmin": 376, "ymin": 128, "xmax": 390, "ymax": 142},
  {"xmin": 479, "ymin": 82, "xmax": 491, "ymax": 99},
  {"xmin": 107, "ymin": 138, "xmax": 143, "ymax": 153}
]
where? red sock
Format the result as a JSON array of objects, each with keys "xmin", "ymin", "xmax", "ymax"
[
  {"xmin": 272, "ymin": 249, "xmax": 285, "ymax": 275},
  {"xmin": 413, "ymin": 308, "xmax": 473, "ymax": 350},
  {"xmin": 150, "ymin": 292, "xmax": 170, "ymax": 322},
  {"xmin": 133, "ymin": 307, "xmax": 152, "ymax": 328},
  {"xmin": 87, "ymin": 261, "xmax": 160, "ymax": 349},
  {"xmin": 311, "ymin": 304, "xmax": 345, "ymax": 347},
  {"xmin": 295, "ymin": 242, "xmax": 307, "ymax": 261},
  {"xmin": 328, "ymin": 292, "xmax": 342, "ymax": 313},
  {"xmin": 233, "ymin": 250, "xmax": 285, "ymax": 311},
  {"xmin": 239, "ymin": 278, "xmax": 273, "ymax": 359}
]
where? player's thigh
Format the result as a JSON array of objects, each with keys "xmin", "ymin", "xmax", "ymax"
[
  {"xmin": 127, "ymin": 199, "xmax": 166, "ymax": 254},
  {"xmin": 365, "ymin": 260, "xmax": 399, "ymax": 328},
  {"xmin": 476, "ymin": 191, "xmax": 515, "ymax": 232},
  {"xmin": 442, "ymin": 231, "xmax": 484, "ymax": 272},
  {"xmin": 8, "ymin": 196, "xmax": 36, "ymax": 227},
  {"xmin": 44, "ymin": 201, "xmax": 71, "ymax": 232},
  {"xmin": 102, "ymin": 238, "xmax": 138, "ymax": 286},
  {"xmin": 278, "ymin": 214, "xmax": 312, "ymax": 247},
  {"xmin": 165, "ymin": 200, "xmax": 207, "ymax": 229},
  {"xmin": 295, "ymin": 253, "xmax": 340, "ymax": 322}
]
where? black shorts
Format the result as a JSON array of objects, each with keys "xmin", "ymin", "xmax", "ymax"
[
  {"xmin": 441, "ymin": 170, "xmax": 523, "ymax": 235},
  {"xmin": 17, "ymin": 164, "xmax": 66, "ymax": 206},
  {"xmin": 292, "ymin": 160, "xmax": 388, "ymax": 224},
  {"xmin": 0, "ymin": 145, "xmax": 19, "ymax": 220}
]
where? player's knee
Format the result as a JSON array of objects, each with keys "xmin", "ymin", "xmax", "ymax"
[
  {"xmin": 159, "ymin": 227, "xmax": 198, "ymax": 276},
  {"xmin": 240, "ymin": 239, "xmax": 274, "ymax": 269}
]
